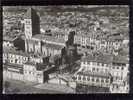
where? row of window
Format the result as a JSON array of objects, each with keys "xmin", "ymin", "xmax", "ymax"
[
  {"xmin": 84, "ymin": 67, "xmax": 108, "ymax": 73},
  {"xmin": 76, "ymin": 75, "xmax": 110, "ymax": 83},
  {"xmin": 9, "ymin": 54, "xmax": 28, "ymax": 61},
  {"xmin": 74, "ymin": 37, "xmax": 121, "ymax": 46},
  {"xmin": 24, "ymin": 70, "xmax": 35, "ymax": 75},
  {"xmin": 112, "ymin": 66, "xmax": 125, "ymax": 70},
  {"xmin": 82, "ymin": 62, "xmax": 108, "ymax": 67}
]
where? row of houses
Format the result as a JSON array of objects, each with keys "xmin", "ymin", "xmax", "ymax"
[
  {"xmin": 73, "ymin": 53, "xmax": 129, "ymax": 93},
  {"xmin": 3, "ymin": 46, "xmax": 76, "ymax": 89},
  {"xmin": 71, "ymin": 33, "xmax": 128, "ymax": 52},
  {"xmin": 3, "ymin": 46, "xmax": 57, "ymax": 83}
]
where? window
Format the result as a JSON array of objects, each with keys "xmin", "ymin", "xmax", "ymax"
[
  {"xmin": 87, "ymin": 62, "xmax": 90, "ymax": 65},
  {"xmin": 96, "ymin": 78, "xmax": 99, "ymax": 82},
  {"xmin": 78, "ymin": 76, "xmax": 81, "ymax": 80},
  {"xmin": 93, "ymin": 68, "xmax": 95, "ymax": 71},
  {"xmin": 92, "ymin": 78, "xmax": 94, "ymax": 82},
  {"xmin": 25, "ymin": 70, "xmax": 27, "ymax": 74},
  {"xmin": 83, "ymin": 76, "xmax": 86, "ymax": 81},
  {"xmin": 101, "ymin": 79, "xmax": 104, "ymax": 83},
  {"xmin": 87, "ymin": 77, "xmax": 90, "ymax": 81},
  {"xmin": 106, "ymin": 79, "xmax": 108, "ymax": 83},
  {"xmin": 10, "ymin": 60, "xmax": 13, "ymax": 63},
  {"xmin": 15, "ymin": 59, "xmax": 17, "ymax": 63}
]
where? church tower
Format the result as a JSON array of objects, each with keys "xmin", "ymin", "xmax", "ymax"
[
  {"xmin": 24, "ymin": 7, "xmax": 40, "ymax": 39},
  {"xmin": 24, "ymin": 8, "xmax": 40, "ymax": 53}
]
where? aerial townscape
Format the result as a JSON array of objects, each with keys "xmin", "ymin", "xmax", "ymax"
[{"xmin": 3, "ymin": 6, "xmax": 129, "ymax": 93}]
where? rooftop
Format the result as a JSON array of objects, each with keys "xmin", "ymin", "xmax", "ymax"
[
  {"xmin": 113, "ymin": 55, "xmax": 129, "ymax": 64},
  {"xmin": 107, "ymin": 35, "xmax": 124, "ymax": 42},
  {"xmin": 24, "ymin": 61, "xmax": 36, "ymax": 66},
  {"xmin": 3, "ymin": 35, "xmax": 17, "ymax": 42},
  {"xmin": 3, "ymin": 47, "xmax": 29, "ymax": 57},
  {"xmin": 42, "ymin": 42, "xmax": 64, "ymax": 50},
  {"xmin": 5, "ymin": 62, "xmax": 23, "ymax": 69},
  {"xmin": 77, "ymin": 71, "xmax": 111, "ymax": 79},
  {"xmin": 81, "ymin": 53, "xmax": 113, "ymax": 64},
  {"xmin": 24, "ymin": 61, "xmax": 54, "ymax": 71},
  {"xmin": 33, "ymin": 34, "xmax": 66, "ymax": 44}
]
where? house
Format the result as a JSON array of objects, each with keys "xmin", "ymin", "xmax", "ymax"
[
  {"xmin": 78, "ymin": 53, "xmax": 113, "ymax": 73},
  {"xmin": 110, "ymin": 55, "xmax": 129, "ymax": 93},
  {"xmin": 73, "ymin": 53, "xmax": 113, "ymax": 89},
  {"xmin": 3, "ymin": 47, "xmax": 29, "ymax": 65},
  {"xmin": 3, "ymin": 36, "xmax": 16, "ymax": 47},
  {"xmin": 23, "ymin": 62, "xmax": 38, "ymax": 82},
  {"xmin": 73, "ymin": 52, "xmax": 129, "ymax": 93},
  {"xmin": 111, "ymin": 55, "xmax": 129, "ymax": 81},
  {"xmin": 3, "ymin": 63, "xmax": 24, "ymax": 81},
  {"xmin": 74, "ymin": 71, "xmax": 111, "ymax": 88},
  {"xmin": 23, "ymin": 62, "xmax": 56, "ymax": 83}
]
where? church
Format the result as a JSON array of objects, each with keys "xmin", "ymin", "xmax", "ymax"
[{"xmin": 24, "ymin": 8, "xmax": 65, "ymax": 57}]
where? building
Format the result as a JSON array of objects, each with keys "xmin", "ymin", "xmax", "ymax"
[
  {"xmin": 73, "ymin": 53, "xmax": 113, "ymax": 91},
  {"xmin": 24, "ymin": 7, "xmax": 40, "ymax": 39},
  {"xmin": 110, "ymin": 55, "xmax": 129, "ymax": 93},
  {"xmin": 3, "ymin": 47, "xmax": 29, "ymax": 65},
  {"xmin": 3, "ymin": 36, "xmax": 16, "ymax": 47},
  {"xmin": 74, "ymin": 71, "xmax": 111, "ymax": 88},
  {"xmin": 3, "ymin": 63, "xmax": 24, "ymax": 81},
  {"xmin": 78, "ymin": 53, "xmax": 113, "ymax": 73},
  {"xmin": 23, "ymin": 62, "xmax": 56, "ymax": 83},
  {"xmin": 24, "ymin": 8, "xmax": 65, "ymax": 57},
  {"xmin": 73, "ymin": 52, "xmax": 129, "ymax": 93}
]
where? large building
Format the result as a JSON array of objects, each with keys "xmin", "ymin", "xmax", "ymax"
[
  {"xmin": 3, "ymin": 47, "xmax": 29, "ymax": 65},
  {"xmin": 24, "ymin": 8, "xmax": 65, "ymax": 57},
  {"xmin": 73, "ymin": 53, "xmax": 129, "ymax": 93},
  {"xmin": 24, "ymin": 8, "xmax": 40, "ymax": 39},
  {"xmin": 73, "ymin": 53, "xmax": 112, "ymax": 90}
]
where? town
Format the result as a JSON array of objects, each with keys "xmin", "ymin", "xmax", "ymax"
[{"xmin": 3, "ymin": 6, "xmax": 129, "ymax": 93}]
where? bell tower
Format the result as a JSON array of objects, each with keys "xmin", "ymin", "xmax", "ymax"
[
  {"xmin": 24, "ymin": 7, "xmax": 40, "ymax": 39},
  {"xmin": 24, "ymin": 8, "xmax": 40, "ymax": 52}
]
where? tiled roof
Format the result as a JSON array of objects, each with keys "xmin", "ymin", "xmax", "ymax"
[
  {"xmin": 4, "ymin": 62, "xmax": 24, "ymax": 74},
  {"xmin": 3, "ymin": 36, "xmax": 16, "ymax": 42},
  {"xmin": 33, "ymin": 34, "xmax": 66, "ymax": 44},
  {"xmin": 3, "ymin": 47, "xmax": 29, "ymax": 57},
  {"xmin": 81, "ymin": 53, "xmax": 113, "ymax": 64},
  {"xmin": 77, "ymin": 71, "xmax": 111, "ymax": 79},
  {"xmin": 44, "ymin": 43, "xmax": 64, "ymax": 50},
  {"xmin": 24, "ymin": 61, "xmax": 36, "ymax": 66},
  {"xmin": 113, "ymin": 55, "xmax": 129, "ymax": 64},
  {"xmin": 5, "ymin": 62, "xmax": 23, "ymax": 68},
  {"xmin": 107, "ymin": 35, "xmax": 124, "ymax": 42},
  {"xmin": 36, "ymin": 63, "xmax": 48, "ymax": 71}
]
